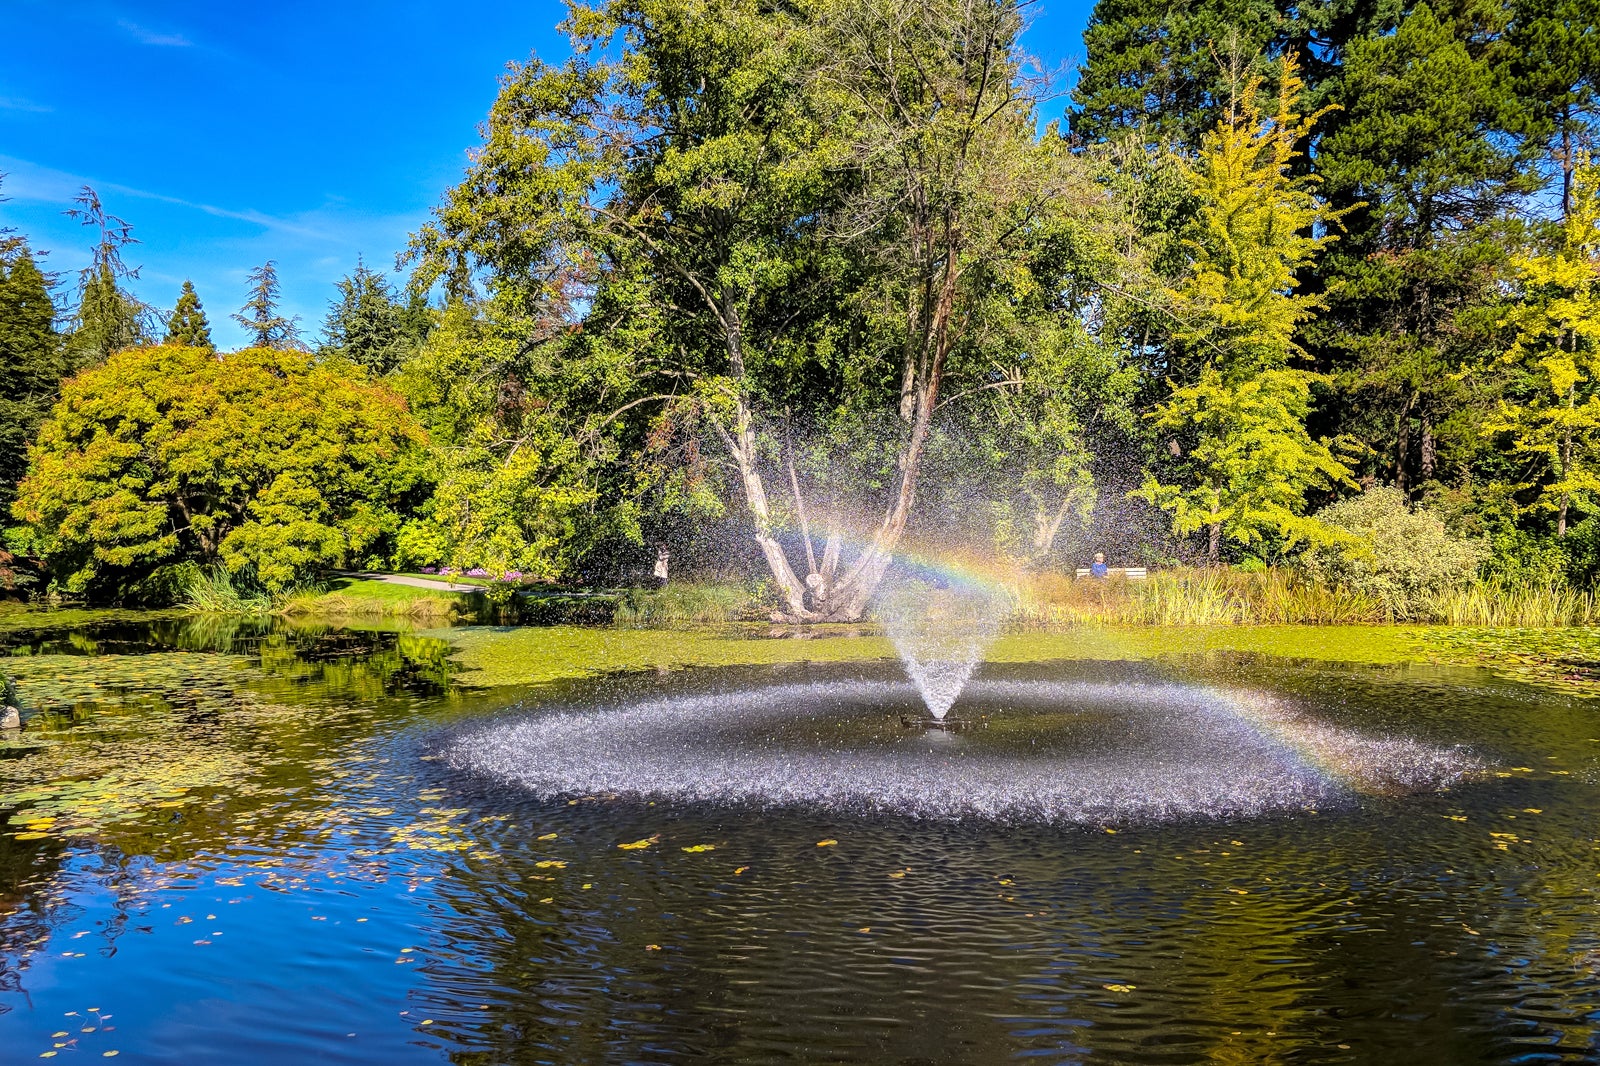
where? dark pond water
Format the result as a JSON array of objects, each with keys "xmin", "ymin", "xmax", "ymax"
[{"xmin": 2, "ymin": 616, "xmax": 1600, "ymax": 1064}]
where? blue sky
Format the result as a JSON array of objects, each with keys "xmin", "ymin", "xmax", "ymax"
[{"xmin": 0, "ymin": 1, "xmax": 1090, "ymax": 350}]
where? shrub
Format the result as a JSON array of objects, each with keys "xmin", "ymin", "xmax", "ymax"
[
  {"xmin": 1298, "ymin": 488, "xmax": 1485, "ymax": 619},
  {"xmin": 13, "ymin": 344, "xmax": 431, "ymax": 600}
]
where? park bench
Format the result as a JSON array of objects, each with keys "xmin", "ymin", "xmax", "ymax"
[{"xmin": 1074, "ymin": 566, "xmax": 1148, "ymax": 580}]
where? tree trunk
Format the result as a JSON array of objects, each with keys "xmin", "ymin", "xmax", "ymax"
[
  {"xmin": 1395, "ymin": 391, "xmax": 1416, "ymax": 494},
  {"xmin": 1207, "ymin": 519, "xmax": 1222, "ymax": 566},
  {"xmin": 1560, "ymin": 375, "xmax": 1575, "ymax": 538},
  {"xmin": 1419, "ymin": 410, "xmax": 1435, "ymax": 483}
]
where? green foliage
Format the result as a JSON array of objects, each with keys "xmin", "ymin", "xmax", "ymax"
[
  {"xmin": 320, "ymin": 259, "xmax": 425, "ymax": 374},
  {"xmin": 613, "ymin": 581, "xmax": 766, "ymax": 627},
  {"xmin": 0, "ymin": 244, "xmax": 61, "ymax": 513},
  {"xmin": 231, "ymin": 261, "xmax": 301, "ymax": 349},
  {"xmin": 1299, "ymin": 488, "xmax": 1487, "ymax": 618},
  {"xmin": 1314, "ymin": 1, "xmax": 1538, "ymax": 490},
  {"xmin": 63, "ymin": 187, "xmax": 150, "ymax": 368},
  {"xmin": 393, "ymin": 306, "xmax": 596, "ymax": 579},
  {"xmin": 163, "ymin": 280, "xmax": 213, "ymax": 350},
  {"xmin": 13, "ymin": 345, "xmax": 431, "ymax": 598},
  {"xmin": 1135, "ymin": 62, "xmax": 1353, "ymax": 560},
  {"xmin": 180, "ymin": 565, "xmax": 272, "ymax": 614},
  {"xmin": 1073, "ymin": 0, "xmax": 1287, "ymax": 149},
  {"xmin": 1486, "ymin": 158, "xmax": 1600, "ymax": 533}
]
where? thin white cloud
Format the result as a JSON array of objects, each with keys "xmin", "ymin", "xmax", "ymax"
[
  {"xmin": 118, "ymin": 19, "xmax": 192, "ymax": 48},
  {"xmin": 0, "ymin": 155, "xmax": 332, "ymax": 243},
  {"xmin": 0, "ymin": 96, "xmax": 51, "ymax": 113}
]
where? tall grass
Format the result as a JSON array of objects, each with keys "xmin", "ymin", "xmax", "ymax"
[
  {"xmin": 614, "ymin": 582, "xmax": 765, "ymax": 627},
  {"xmin": 275, "ymin": 588, "xmax": 467, "ymax": 620},
  {"xmin": 1011, "ymin": 567, "xmax": 1598, "ymax": 627},
  {"xmin": 183, "ymin": 567, "xmax": 272, "ymax": 614},
  {"xmin": 1426, "ymin": 582, "xmax": 1597, "ymax": 627}
]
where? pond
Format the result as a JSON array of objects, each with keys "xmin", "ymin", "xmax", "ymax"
[{"xmin": 1, "ymin": 614, "xmax": 1599, "ymax": 1064}]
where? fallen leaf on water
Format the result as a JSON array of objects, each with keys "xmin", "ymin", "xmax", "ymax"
[
  {"xmin": 733, "ymin": 866, "xmax": 748, "ymax": 875},
  {"xmin": 888, "ymin": 870, "xmax": 907, "ymax": 879},
  {"xmin": 535, "ymin": 860, "xmax": 567, "ymax": 869},
  {"xmin": 681, "ymin": 844, "xmax": 716, "ymax": 853},
  {"xmin": 537, "ymin": 833, "xmax": 557, "ymax": 841},
  {"xmin": 1103, "ymin": 984, "xmax": 1136, "ymax": 993},
  {"xmin": 645, "ymin": 944, "xmax": 660, "ymax": 951},
  {"xmin": 858, "ymin": 927, "xmax": 870, "ymax": 933},
  {"xmin": 618, "ymin": 838, "xmax": 655, "ymax": 851},
  {"xmin": 817, "ymin": 839, "xmax": 838, "ymax": 847},
  {"xmin": 1524, "ymin": 808, "xmax": 1543, "ymax": 814}
]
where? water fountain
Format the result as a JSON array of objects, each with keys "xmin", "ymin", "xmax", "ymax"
[
  {"xmin": 875, "ymin": 570, "xmax": 1009, "ymax": 726},
  {"xmin": 445, "ymin": 560, "xmax": 1482, "ymax": 825}
]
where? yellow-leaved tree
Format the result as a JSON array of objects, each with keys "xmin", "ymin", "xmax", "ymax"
[
  {"xmin": 1489, "ymin": 158, "xmax": 1600, "ymax": 537},
  {"xmin": 1134, "ymin": 55, "xmax": 1354, "ymax": 564}
]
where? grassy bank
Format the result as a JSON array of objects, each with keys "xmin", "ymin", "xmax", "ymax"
[{"xmin": 277, "ymin": 578, "xmax": 476, "ymax": 620}]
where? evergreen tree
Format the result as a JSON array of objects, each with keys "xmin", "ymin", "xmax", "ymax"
[
  {"xmin": 1499, "ymin": 0, "xmax": 1600, "ymax": 219},
  {"xmin": 64, "ymin": 186, "xmax": 149, "ymax": 367},
  {"xmin": 0, "ymin": 246, "xmax": 61, "ymax": 512},
  {"xmin": 164, "ymin": 279, "xmax": 214, "ymax": 350},
  {"xmin": 1312, "ymin": 2, "xmax": 1540, "ymax": 493},
  {"xmin": 232, "ymin": 261, "xmax": 301, "ymax": 349},
  {"xmin": 321, "ymin": 258, "xmax": 411, "ymax": 374},
  {"xmin": 1072, "ymin": 0, "xmax": 1286, "ymax": 148},
  {"xmin": 1487, "ymin": 159, "xmax": 1600, "ymax": 536}
]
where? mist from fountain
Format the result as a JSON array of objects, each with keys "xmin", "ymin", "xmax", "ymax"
[{"xmin": 874, "ymin": 571, "xmax": 1010, "ymax": 719}]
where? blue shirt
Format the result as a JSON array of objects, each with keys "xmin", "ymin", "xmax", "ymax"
[{"xmin": 1091, "ymin": 561, "xmax": 1109, "ymax": 577}]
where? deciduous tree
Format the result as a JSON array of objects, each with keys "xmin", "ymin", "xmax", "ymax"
[
  {"xmin": 13, "ymin": 345, "xmax": 430, "ymax": 597},
  {"xmin": 1487, "ymin": 160, "xmax": 1600, "ymax": 535}
]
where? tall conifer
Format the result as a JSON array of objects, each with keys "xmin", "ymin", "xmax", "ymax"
[
  {"xmin": 232, "ymin": 261, "xmax": 302, "ymax": 350},
  {"xmin": 164, "ymin": 280, "xmax": 214, "ymax": 350},
  {"xmin": 0, "ymin": 247, "xmax": 61, "ymax": 511}
]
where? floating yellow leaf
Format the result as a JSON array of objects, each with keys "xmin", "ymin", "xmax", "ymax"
[
  {"xmin": 733, "ymin": 866, "xmax": 749, "ymax": 875},
  {"xmin": 645, "ymin": 944, "xmax": 660, "ymax": 951},
  {"xmin": 535, "ymin": 860, "xmax": 567, "ymax": 869},
  {"xmin": 618, "ymin": 839, "xmax": 653, "ymax": 850},
  {"xmin": 816, "ymin": 839, "xmax": 838, "ymax": 847},
  {"xmin": 1524, "ymin": 808, "xmax": 1543, "ymax": 814},
  {"xmin": 681, "ymin": 844, "xmax": 716, "ymax": 853},
  {"xmin": 1103, "ymin": 984, "xmax": 1136, "ymax": 993},
  {"xmin": 537, "ymin": 833, "xmax": 557, "ymax": 841},
  {"xmin": 1446, "ymin": 815, "xmax": 1468, "ymax": 822}
]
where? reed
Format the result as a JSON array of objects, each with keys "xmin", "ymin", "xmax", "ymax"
[
  {"xmin": 1426, "ymin": 582, "xmax": 1597, "ymax": 627},
  {"xmin": 1010, "ymin": 567, "xmax": 1383, "ymax": 627},
  {"xmin": 182, "ymin": 567, "xmax": 272, "ymax": 614},
  {"xmin": 614, "ymin": 581, "xmax": 765, "ymax": 627}
]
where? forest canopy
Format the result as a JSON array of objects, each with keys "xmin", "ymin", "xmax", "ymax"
[{"xmin": 2, "ymin": 0, "xmax": 1598, "ymax": 618}]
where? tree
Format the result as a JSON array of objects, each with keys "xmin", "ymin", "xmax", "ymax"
[
  {"xmin": 232, "ymin": 261, "xmax": 302, "ymax": 349},
  {"xmin": 320, "ymin": 258, "xmax": 416, "ymax": 374},
  {"xmin": 393, "ymin": 305, "xmax": 597, "ymax": 578},
  {"xmin": 409, "ymin": 0, "xmax": 1099, "ymax": 620},
  {"xmin": 1072, "ymin": 0, "xmax": 1286, "ymax": 149},
  {"xmin": 1312, "ymin": 2, "xmax": 1540, "ymax": 493},
  {"xmin": 64, "ymin": 186, "xmax": 149, "ymax": 367},
  {"xmin": 0, "ymin": 246, "xmax": 60, "ymax": 513},
  {"xmin": 164, "ymin": 280, "xmax": 214, "ymax": 350},
  {"xmin": 1135, "ymin": 59, "xmax": 1354, "ymax": 561},
  {"xmin": 1499, "ymin": 0, "xmax": 1600, "ymax": 219},
  {"xmin": 1487, "ymin": 159, "xmax": 1600, "ymax": 536},
  {"xmin": 13, "ymin": 345, "xmax": 431, "ymax": 597}
]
